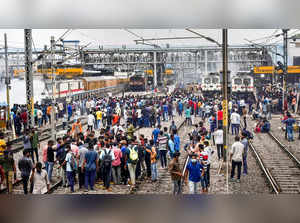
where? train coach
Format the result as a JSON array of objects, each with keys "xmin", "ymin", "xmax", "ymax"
[
  {"xmin": 42, "ymin": 75, "xmax": 129, "ymax": 100},
  {"xmin": 201, "ymin": 73, "xmax": 221, "ymax": 96}
]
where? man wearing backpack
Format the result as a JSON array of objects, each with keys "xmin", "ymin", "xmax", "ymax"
[
  {"xmin": 125, "ymin": 140, "xmax": 139, "ymax": 188},
  {"xmin": 83, "ymin": 142, "xmax": 99, "ymax": 192},
  {"xmin": 100, "ymin": 142, "xmax": 115, "ymax": 191}
]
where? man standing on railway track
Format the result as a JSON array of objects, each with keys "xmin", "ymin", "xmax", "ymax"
[
  {"xmin": 46, "ymin": 140, "xmax": 56, "ymax": 183},
  {"xmin": 30, "ymin": 129, "xmax": 39, "ymax": 163},
  {"xmin": 83, "ymin": 142, "xmax": 99, "ymax": 192},
  {"xmin": 18, "ymin": 150, "xmax": 33, "ymax": 194},
  {"xmin": 230, "ymin": 136, "xmax": 244, "ymax": 183},
  {"xmin": 168, "ymin": 152, "xmax": 182, "ymax": 195},
  {"xmin": 282, "ymin": 113, "xmax": 296, "ymax": 142},
  {"xmin": 100, "ymin": 141, "xmax": 115, "ymax": 192},
  {"xmin": 185, "ymin": 106, "xmax": 192, "ymax": 126},
  {"xmin": 158, "ymin": 131, "xmax": 168, "ymax": 169},
  {"xmin": 230, "ymin": 109, "xmax": 241, "ymax": 135},
  {"xmin": 241, "ymin": 132, "xmax": 249, "ymax": 176},
  {"xmin": 213, "ymin": 126, "xmax": 224, "ymax": 161}
]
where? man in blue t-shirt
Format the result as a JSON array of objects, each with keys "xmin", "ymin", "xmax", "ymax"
[
  {"xmin": 152, "ymin": 125, "xmax": 161, "ymax": 144},
  {"xmin": 184, "ymin": 154, "xmax": 204, "ymax": 194},
  {"xmin": 173, "ymin": 129, "xmax": 180, "ymax": 152},
  {"xmin": 163, "ymin": 104, "xmax": 169, "ymax": 121}
]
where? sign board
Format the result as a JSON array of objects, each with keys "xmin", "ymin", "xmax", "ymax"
[
  {"xmin": 253, "ymin": 66, "xmax": 300, "ymax": 74},
  {"xmin": 222, "ymin": 100, "xmax": 228, "ymax": 127}
]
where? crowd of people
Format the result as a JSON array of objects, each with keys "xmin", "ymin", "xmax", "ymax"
[{"xmin": 0, "ymin": 82, "xmax": 300, "ymax": 195}]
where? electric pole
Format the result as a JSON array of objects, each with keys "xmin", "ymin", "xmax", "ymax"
[
  {"xmin": 222, "ymin": 29, "xmax": 229, "ymax": 194},
  {"xmin": 153, "ymin": 51, "xmax": 157, "ymax": 89},
  {"xmin": 282, "ymin": 29, "xmax": 289, "ymax": 112},
  {"xmin": 50, "ymin": 36, "xmax": 56, "ymax": 141},
  {"xmin": 4, "ymin": 33, "xmax": 10, "ymax": 127},
  {"xmin": 24, "ymin": 29, "xmax": 34, "ymax": 129}
]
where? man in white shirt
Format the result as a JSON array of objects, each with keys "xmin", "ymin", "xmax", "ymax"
[
  {"xmin": 87, "ymin": 112, "xmax": 95, "ymax": 131},
  {"xmin": 230, "ymin": 135, "xmax": 244, "ymax": 183},
  {"xmin": 136, "ymin": 108, "xmax": 142, "ymax": 127},
  {"xmin": 213, "ymin": 126, "xmax": 224, "ymax": 160},
  {"xmin": 113, "ymin": 123, "xmax": 124, "ymax": 135},
  {"xmin": 203, "ymin": 141, "xmax": 213, "ymax": 187},
  {"xmin": 86, "ymin": 99, "xmax": 91, "ymax": 115},
  {"xmin": 230, "ymin": 109, "xmax": 240, "ymax": 135},
  {"xmin": 30, "ymin": 162, "xmax": 50, "ymax": 194}
]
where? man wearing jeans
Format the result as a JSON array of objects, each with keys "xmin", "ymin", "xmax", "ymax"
[
  {"xmin": 18, "ymin": 150, "xmax": 33, "ymax": 194},
  {"xmin": 83, "ymin": 143, "xmax": 99, "ymax": 192},
  {"xmin": 184, "ymin": 153, "xmax": 204, "ymax": 194},
  {"xmin": 158, "ymin": 131, "xmax": 168, "ymax": 168},
  {"xmin": 241, "ymin": 132, "xmax": 249, "ymax": 175},
  {"xmin": 230, "ymin": 109, "xmax": 240, "ymax": 135},
  {"xmin": 230, "ymin": 135, "xmax": 244, "ymax": 183},
  {"xmin": 46, "ymin": 140, "xmax": 56, "ymax": 183}
]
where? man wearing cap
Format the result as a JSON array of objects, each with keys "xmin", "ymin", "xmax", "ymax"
[{"xmin": 168, "ymin": 152, "xmax": 182, "ymax": 195}]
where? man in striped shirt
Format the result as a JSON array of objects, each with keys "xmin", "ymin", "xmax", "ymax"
[{"xmin": 158, "ymin": 131, "xmax": 168, "ymax": 168}]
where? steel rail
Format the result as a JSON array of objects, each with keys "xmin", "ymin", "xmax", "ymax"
[
  {"xmin": 240, "ymin": 122, "xmax": 280, "ymax": 194},
  {"xmin": 268, "ymin": 131, "xmax": 300, "ymax": 168}
]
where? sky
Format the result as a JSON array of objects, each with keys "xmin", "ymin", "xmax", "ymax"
[{"xmin": 0, "ymin": 29, "xmax": 295, "ymax": 50}]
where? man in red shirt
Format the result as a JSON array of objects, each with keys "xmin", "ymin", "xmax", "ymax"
[
  {"xmin": 217, "ymin": 108, "xmax": 223, "ymax": 129},
  {"xmin": 20, "ymin": 111, "xmax": 28, "ymax": 133}
]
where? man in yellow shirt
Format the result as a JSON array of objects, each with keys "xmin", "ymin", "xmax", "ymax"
[{"xmin": 96, "ymin": 109, "xmax": 102, "ymax": 129}]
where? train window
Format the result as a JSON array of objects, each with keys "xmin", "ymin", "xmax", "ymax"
[
  {"xmin": 212, "ymin": 77, "xmax": 219, "ymax": 84},
  {"xmin": 243, "ymin": 78, "xmax": 251, "ymax": 85},
  {"xmin": 234, "ymin": 78, "xmax": 242, "ymax": 85},
  {"xmin": 204, "ymin": 78, "xmax": 211, "ymax": 84}
]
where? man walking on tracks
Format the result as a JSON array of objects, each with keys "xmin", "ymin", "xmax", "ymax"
[
  {"xmin": 18, "ymin": 150, "xmax": 33, "ymax": 194},
  {"xmin": 184, "ymin": 153, "xmax": 204, "ymax": 194},
  {"xmin": 168, "ymin": 152, "xmax": 182, "ymax": 195},
  {"xmin": 241, "ymin": 132, "xmax": 249, "ymax": 175},
  {"xmin": 230, "ymin": 109, "xmax": 240, "ymax": 135},
  {"xmin": 230, "ymin": 135, "xmax": 244, "ymax": 183}
]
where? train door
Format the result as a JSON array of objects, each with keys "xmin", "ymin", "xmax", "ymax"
[
  {"xmin": 243, "ymin": 77, "xmax": 253, "ymax": 93},
  {"xmin": 203, "ymin": 76, "xmax": 211, "ymax": 91},
  {"xmin": 232, "ymin": 77, "xmax": 243, "ymax": 93}
]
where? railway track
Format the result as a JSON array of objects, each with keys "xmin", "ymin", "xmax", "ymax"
[{"xmin": 249, "ymin": 126, "xmax": 300, "ymax": 194}]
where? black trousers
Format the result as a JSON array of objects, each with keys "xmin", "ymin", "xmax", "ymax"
[
  {"xmin": 145, "ymin": 158, "xmax": 151, "ymax": 178},
  {"xmin": 135, "ymin": 160, "xmax": 141, "ymax": 180},
  {"xmin": 216, "ymin": 144, "xmax": 224, "ymax": 160},
  {"xmin": 32, "ymin": 148, "xmax": 39, "ymax": 163},
  {"xmin": 160, "ymin": 150, "xmax": 168, "ymax": 168},
  {"xmin": 103, "ymin": 166, "xmax": 112, "ymax": 189},
  {"xmin": 78, "ymin": 167, "xmax": 85, "ymax": 189},
  {"xmin": 22, "ymin": 175, "xmax": 29, "ymax": 194},
  {"xmin": 206, "ymin": 164, "xmax": 211, "ymax": 185},
  {"xmin": 231, "ymin": 160, "xmax": 242, "ymax": 180}
]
